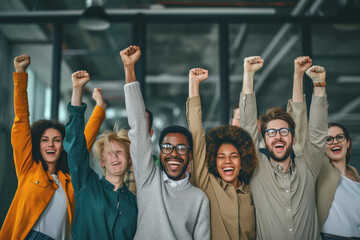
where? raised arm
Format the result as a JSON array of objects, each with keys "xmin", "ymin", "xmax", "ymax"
[
  {"xmin": 11, "ymin": 55, "xmax": 33, "ymax": 176},
  {"xmin": 287, "ymin": 56, "xmax": 312, "ymax": 156},
  {"xmin": 303, "ymin": 66, "xmax": 328, "ymax": 177},
  {"xmin": 120, "ymin": 45, "xmax": 141, "ymax": 84},
  {"xmin": 240, "ymin": 56, "xmax": 264, "ymax": 153},
  {"xmin": 121, "ymin": 46, "xmax": 154, "ymax": 190},
  {"xmin": 84, "ymin": 88, "xmax": 106, "ymax": 151},
  {"xmin": 186, "ymin": 68, "xmax": 210, "ymax": 188},
  {"xmin": 64, "ymin": 71, "xmax": 91, "ymax": 192}
]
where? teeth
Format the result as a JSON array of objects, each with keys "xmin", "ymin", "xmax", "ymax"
[
  {"xmin": 111, "ymin": 162, "xmax": 120, "ymax": 166},
  {"xmin": 223, "ymin": 167, "xmax": 234, "ymax": 171},
  {"xmin": 168, "ymin": 161, "xmax": 180, "ymax": 165},
  {"xmin": 275, "ymin": 144, "xmax": 284, "ymax": 147},
  {"xmin": 46, "ymin": 150, "xmax": 55, "ymax": 153},
  {"xmin": 331, "ymin": 147, "xmax": 341, "ymax": 151}
]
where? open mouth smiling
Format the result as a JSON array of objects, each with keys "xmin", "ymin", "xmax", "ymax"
[
  {"xmin": 222, "ymin": 167, "xmax": 235, "ymax": 175},
  {"xmin": 330, "ymin": 145, "xmax": 342, "ymax": 154}
]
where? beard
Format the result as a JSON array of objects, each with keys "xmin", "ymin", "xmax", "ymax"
[
  {"xmin": 266, "ymin": 140, "xmax": 293, "ymax": 162},
  {"xmin": 160, "ymin": 156, "xmax": 190, "ymax": 181}
]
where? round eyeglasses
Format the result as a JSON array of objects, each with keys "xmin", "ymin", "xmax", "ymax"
[
  {"xmin": 326, "ymin": 134, "xmax": 346, "ymax": 145},
  {"xmin": 264, "ymin": 128, "xmax": 292, "ymax": 138},
  {"xmin": 160, "ymin": 143, "xmax": 190, "ymax": 155}
]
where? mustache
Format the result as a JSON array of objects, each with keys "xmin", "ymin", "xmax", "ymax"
[
  {"xmin": 165, "ymin": 156, "xmax": 184, "ymax": 163},
  {"xmin": 272, "ymin": 140, "xmax": 286, "ymax": 146}
]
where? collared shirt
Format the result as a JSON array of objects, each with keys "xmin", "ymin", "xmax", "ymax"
[
  {"xmin": 163, "ymin": 171, "xmax": 189, "ymax": 189},
  {"xmin": 240, "ymin": 93, "xmax": 328, "ymax": 240},
  {"xmin": 186, "ymin": 96, "xmax": 255, "ymax": 240}
]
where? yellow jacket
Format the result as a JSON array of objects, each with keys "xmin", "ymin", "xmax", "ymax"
[{"xmin": 0, "ymin": 72, "xmax": 105, "ymax": 239}]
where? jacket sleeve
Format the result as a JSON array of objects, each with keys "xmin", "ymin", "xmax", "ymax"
[
  {"xmin": 239, "ymin": 93, "xmax": 261, "ymax": 156},
  {"xmin": 11, "ymin": 72, "xmax": 33, "ymax": 178},
  {"xmin": 64, "ymin": 103, "xmax": 91, "ymax": 193},
  {"xmin": 124, "ymin": 82, "xmax": 154, "ymax": 191},
  {"xmin": 303, "ymin": 95, "xmax": 328, "ymax": 178},
  {"xmin": 286, "ymin": 99, "xmax": 308, "ymax": 157},
  {"xmin": 186, "ymin": 96, "xmax": 210, "ymax": 189},
  {"xmin": 84, "ymin": 105, "xmax": 105, "ymax": 152}
]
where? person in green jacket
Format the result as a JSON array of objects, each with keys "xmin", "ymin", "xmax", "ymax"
[{"xmin": 64, "ymin": 70, "xmax": 137, "ymax": 239}]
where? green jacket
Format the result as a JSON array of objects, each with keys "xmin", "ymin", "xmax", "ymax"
[{"xmin": 64, "ymin": 103, "xmax": 137, "ymax": 240}]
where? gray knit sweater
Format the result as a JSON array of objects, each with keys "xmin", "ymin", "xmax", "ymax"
[{"xmin": 125, "ymin": 82, "xmax": 210, "ymax": 240}]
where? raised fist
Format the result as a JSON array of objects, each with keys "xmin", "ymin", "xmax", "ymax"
[
  {"xmin": 244, "ymin": 56, "xmax": 264, "ymax": 74},
  {"xmin": 120, "ymin": 45, "xmax": 141, "ymax": 66},
  {"xmin": 72, "ymin": 70, "xmax": 90, "ymax": 89},
  {"xmin": 14, "ymin": 54, "xmax": 31, "ymax": 72},
  {"xmin": 294, "ymin": 56, "xmax": 312, "ymax": 75},
  {"xmin": 306, "ymin": 65, "xmax": 326, "ymax": 83},
  {"xmin": 92, "ymin": 88, "xmax": 107, "ymax": 109},
  {"xmin": 189, "ymin": 68, "xmax": 208, "ymax": 84}
]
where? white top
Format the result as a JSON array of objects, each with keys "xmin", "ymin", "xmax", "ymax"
[
  {"xmin": 32, "ymin": 174, "xmax": 70, "ymax": 240},
  {"xmin": 322, "ymin": 175, "xmax": 360, "ymax": 237}
]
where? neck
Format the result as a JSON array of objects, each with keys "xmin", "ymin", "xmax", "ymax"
[
  {"xmin": 47, "ymin": 163, "xmax": 56, "ymax": 174},
  {"xmin": 331, "ymin": 158, "xmax": 347, "ymax": 176},
  {"xmin": 272, "ymin": 157, "xmax": 291, "ymax": 171},
  {"xmin": 105, "ymin": 174, "xmax": 124, "ymax": 191}
]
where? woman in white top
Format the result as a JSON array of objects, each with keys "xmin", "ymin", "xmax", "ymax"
[{"xmin": 318, "ymin": 123, "xmax": 360, "ymax": 240}]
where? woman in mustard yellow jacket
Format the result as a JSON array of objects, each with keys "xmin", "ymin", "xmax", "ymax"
[{"xmin": 0, "ymin": 55, "xmax": 105, "ymax": 240}]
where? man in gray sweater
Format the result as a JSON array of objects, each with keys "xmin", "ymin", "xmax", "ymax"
[{"xmin": 121, "ymin": 45, "xmax": 210, "ymax": 240}]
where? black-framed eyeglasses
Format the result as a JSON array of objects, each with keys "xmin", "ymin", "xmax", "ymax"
[
  {"xmin": 264, "ymin": 128, "xmax": 292, "ymax": 137},
  {"xmin": 160, "ymin": 143, "xmax": 190, "ymax": 155},
  {"xmin": 326, "ymin": 134, "xmax": 346, "ymax": 145}
]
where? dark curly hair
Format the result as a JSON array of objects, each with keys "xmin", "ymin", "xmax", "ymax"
[
  {"xmin": 31, "ymin": 119, "xmax": 69, "ymax": 174},
  {"xmin": 205, "ymin": 125, "xmax": 257, "ymax": 185}
]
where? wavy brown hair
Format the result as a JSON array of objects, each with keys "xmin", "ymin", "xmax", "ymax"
[
  {"xmin": 31, "ymin": 120, "xmax": 69, "ymax": 174},
  {"xmin": 205, "ymin": 125, "xmax": 257, "ymax": 185},
  {"xmin": 259, "ymin": 107, "xmax": 295, "ymax": 139}
]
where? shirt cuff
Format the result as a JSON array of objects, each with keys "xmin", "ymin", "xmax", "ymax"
[{"xmin": 67, "ymin": 102, "xmax": 87, "ymax": 116}]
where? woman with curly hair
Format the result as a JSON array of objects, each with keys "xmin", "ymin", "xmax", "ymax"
[
  {"xmin": 0, "ymin": 55, "xmax": 105, "ymax": 240},
  {"xmin": 186, "ymin": 68, "xmax": 257, "ymax": 240}
]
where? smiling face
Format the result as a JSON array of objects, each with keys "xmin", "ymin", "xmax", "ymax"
[
  {"xmin": 216, "ymin": 143, "xmax": 241, "ymax": 188},
  {"xmin": 160, "ymin": 133, "xmax": 191, "ymax": 181},
  {"xmin": 102, "ymin": 140, "xmax": 130, "ymax": 178},
  {"xmin": 264, "ymin": 119, "xmax": 294, "ymax": 162},
  {"xmin": 40, "ymin": 128, "xmax": 63, "ymax": 169},
  {"xmin": 326, "ymin": 126, "xmax": 350, "ymax": 163}
]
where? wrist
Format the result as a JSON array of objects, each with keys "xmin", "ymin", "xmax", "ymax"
[{"xmin": 15, "ymin": 68, "xmax": 26, "ymax": 73}]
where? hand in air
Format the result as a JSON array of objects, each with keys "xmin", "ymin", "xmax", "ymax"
[
  {"xmin": 92, "ymin": 88, "xmax": 107, "ymax": 109},
  {"xmin": 244, "ymin": 56, "xmax": 264, "ymax": 74},
  {"xmin": 306, "ymin": 65, "xmax": 326, "ymax": 83},
  {"xmin": 120, "ymin": 45, "xmax": 141, "ymax": 66},
  {"xmin": 189, "ymin": 68, "xmax": 209, "ymax": 84},
  {"xmin": 294, "ymin": 56, "xmax": 312, "ymax": 76},
  {"xmin": 14, "ymin": 54, "xmax": 31, "ymax": 72},
  {"xmin": 72, "ymin": 70, "xmax": 90, "ymax": 89}
]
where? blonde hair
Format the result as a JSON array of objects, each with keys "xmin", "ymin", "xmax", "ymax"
[{"xmin": 92, "ymin": 125, "xmax": 131, "ymax": 174}]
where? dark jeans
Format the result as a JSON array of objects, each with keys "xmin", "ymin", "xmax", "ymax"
[
  {"xmin": 25, "ymin": 230, "xmax": 55, "ymax": 240},
  {"xmin": 321, "ymin": 232, "xmax": 360, "ymax": 240}
]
